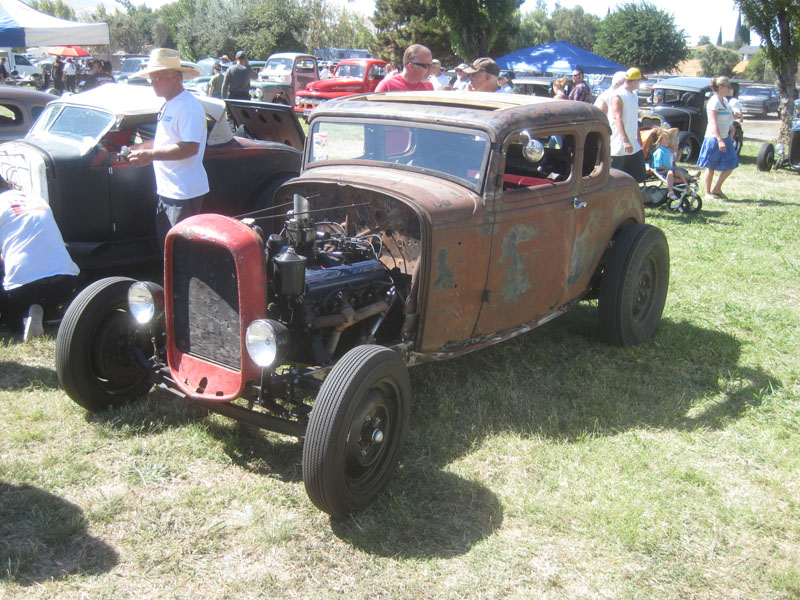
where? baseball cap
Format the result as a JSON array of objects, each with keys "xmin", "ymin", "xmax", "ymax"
[
  {"xmin": 463, "ymin": 57, "xmax": 500, "ymax": 77},
  {"xmin": 625, "ymin": 67, "xmax": 643, "ymax": 80},
  {"xmin": 236, "ymin": 50, "xmax": 247, "ymax": 59},
  {"xmin": 455, "ymin": 63, "xmax": 469, "ymax": 71}
]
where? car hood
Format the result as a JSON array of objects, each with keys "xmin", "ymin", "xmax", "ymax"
[
  {"xmin": 738, "ymin": 93, "xmax": 768, "ymax": 102},
  {"xmin": 648, "ymin": 105, "xmax": 696, "ymax": 123},
  {"xmin": 225, "ymin": 99, "xmax": 305, "ymax": 151},
  {"xmin": 304, "ymin": 78, "xmax": 365, "ymax": 94}
]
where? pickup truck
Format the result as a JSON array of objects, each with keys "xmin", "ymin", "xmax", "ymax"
[{"xmin": 294, "ymin": 58, "xmax": 387, "ymax": 118}]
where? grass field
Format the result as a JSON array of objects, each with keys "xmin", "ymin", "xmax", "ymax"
[{"xmin": 1, "ymin": 141, "xmax": 799, "ymax": 599}]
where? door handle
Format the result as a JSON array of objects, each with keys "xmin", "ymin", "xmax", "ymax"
[{"xmin": 573, "ymin": 197, "xmax": 587, "ymax": 209}]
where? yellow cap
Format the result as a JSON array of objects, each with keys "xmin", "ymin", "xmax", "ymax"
[{"xmin": 625, "ymin": 67, "xmax": 643, "ymax": 80}]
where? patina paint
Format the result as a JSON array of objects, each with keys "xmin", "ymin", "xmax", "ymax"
[{"xmin": 499, "ymin": 224, "xmax": 538, "ymax": 302}]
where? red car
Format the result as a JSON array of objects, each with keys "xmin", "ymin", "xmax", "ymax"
[{"xmin": 294, "ymin": 58, "xmax": 387, "ymax": 118}]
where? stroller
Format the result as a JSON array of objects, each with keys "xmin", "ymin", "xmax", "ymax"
[{"xmin": 639, "ymin": 127, "xmax": 703, "ymax": 214}]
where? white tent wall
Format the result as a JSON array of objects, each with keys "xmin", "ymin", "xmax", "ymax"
[{"xmin": 0, "ymin": 0, "xmax": 109, "ymax": 47}]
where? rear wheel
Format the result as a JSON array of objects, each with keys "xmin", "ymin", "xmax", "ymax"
[
  {"xmin": 598, "ymin": 224, "xmax": 670, "ymax": 346},
  {"xmin": 56, "ymin": 277, "xmax": 153, "ymax": 412},
  {"xmin": 757, "ymin": 142, "xmax": 775, "ymax": 172},
  {"xmin": 303, "ymin": 345, "xmax": 410, "ymax": 518}
]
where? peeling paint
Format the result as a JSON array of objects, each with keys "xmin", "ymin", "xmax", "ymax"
[
  {"xmin": 499, "ymin": 224, "xmax": 539, "ymax": 302},
  {"xmin": 433, "ymin": 248, "xmax": 455, "ymax": 291}
]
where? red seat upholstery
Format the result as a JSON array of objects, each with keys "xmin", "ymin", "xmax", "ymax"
[{"xmin": 503, "ymin": 174, "xmax": 554, "ymax": 189}]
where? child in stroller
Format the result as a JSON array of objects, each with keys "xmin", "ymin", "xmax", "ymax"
[{"xmin": 643, "ymin": 127, "xmax": 702, "ymax": 213}]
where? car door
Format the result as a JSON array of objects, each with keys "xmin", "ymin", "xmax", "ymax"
[
  {"xmin": 472, "ymin": 128, "xmax": 579, "ymax": 336},
  {"xmin": 107, "ymin": 127, "xmax": 158, "ymax": 242}
]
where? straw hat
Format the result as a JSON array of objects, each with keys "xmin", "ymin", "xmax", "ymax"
[{"xmin": 136, "ymin": 48, "xmax": 200, "ymax": 79}]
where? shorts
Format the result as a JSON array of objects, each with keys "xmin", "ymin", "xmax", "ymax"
[
  {"xmin": 156, "ymin": 194, "xmax": 205, "ymax": 251},
  {"xmin": 611, "ymin": 150, "xmax": 647, "ymax": 183}
]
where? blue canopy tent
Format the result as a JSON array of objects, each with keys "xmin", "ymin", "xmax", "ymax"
[
  {"xmin": 496, "ymin": 41, "xmax": 624, "ymax": 75},
  {"xmin": 0, "ymin": 0, "xmax": 109, "ymax": 47}
]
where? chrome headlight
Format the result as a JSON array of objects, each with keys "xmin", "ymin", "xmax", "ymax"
[
  {"xmin": 128, "ymin": 281, "xmax": 165, "ymax": 324},
  {"xmin": 776, "ymin": 143, "xmax": 786, "ymax": 157},
  {"xmin": 245, "ymin": 319, "xmax": 290, "ymax": 368}
]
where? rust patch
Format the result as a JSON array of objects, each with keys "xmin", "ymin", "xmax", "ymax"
[
  {"xmin": 433, "ymin": 248, "xmax": 455, "ymax": 291},
  {"xmin": 499, "ymin": 224, "xmax": 539, "ymax": 302}
]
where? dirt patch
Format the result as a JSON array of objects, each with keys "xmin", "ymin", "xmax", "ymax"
[{"xmin": 742, "ymin": 116, "xmax": 781, "ymax": 142}]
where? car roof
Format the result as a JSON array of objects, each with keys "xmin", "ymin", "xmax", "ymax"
[
  {"xmin": 47, "ymin": 83, "xmax": 233, "ymax": 144},
  {"xmin": 268, "ymin": 53, "xmax": 315, "ymax": 60},
  {"xmin": 0, "ymin": 86, "xmax": 58, "ymax": 104},
  {"xmin": 653, "ymin": 76, "xmax": 711, "ymax": 92},
  {"xmin": 313, "ymin": 91, "xmax": 603, "ymax": 140}
]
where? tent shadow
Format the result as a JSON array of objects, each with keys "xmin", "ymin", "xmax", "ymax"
[{"xmin": 0, "ymin": 482, "xmax": 118, "ymax": 585}]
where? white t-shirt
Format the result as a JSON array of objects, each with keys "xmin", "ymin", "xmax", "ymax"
[
  {"xmin": 0, "ymin": 190, "xmax": 79, "ymax": 290},
  {"xmin": 429, "ymin": 73, "xmax": 451, "ymax": 90},
  {"xmin": 453, "ymin": 77, "xmax": 470, "ymax": 91},
  {"xmin": 153, "ymin": 90, "xmax": 209, "ymax": 200},
  {"xmin": 64, "ymin": 62, "xmax": 76, "ymax": 76},
  {"xmin": 609, "ymin": 87, "xmax": 641, "ymax": 156},
  {"xmin": 705, "ymin": 95, "xmax": 735, "ymax": 138},
  {"xmin": 593, "ymin": 86, "xmax": 619, "ymax": 113}
]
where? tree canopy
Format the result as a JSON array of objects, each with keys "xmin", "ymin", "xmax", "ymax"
[
  {"xmin": 696, "ymin": 45, "xmax": 740, "ymax": 78},
  {"xmin": 436, "ymin": 0, "xmax": 522, "ymax": 60},
  {"xmin": 593, "ymin": 2, "xmax": 688, "ymax": 73}
]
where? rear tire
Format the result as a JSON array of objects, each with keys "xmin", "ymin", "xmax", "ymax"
[
  {"xmin": 757, "ymin": 142, "xmax": 775, "ymax": 172},
  {"xmin": 56, "ymin": 277, "xmax": 153, "ymax": 412},
  {"xmin": 598, "ymin": 224, "xmax": 670, "ymax": 346}
]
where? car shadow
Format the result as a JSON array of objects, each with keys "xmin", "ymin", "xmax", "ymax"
[
  {"xmin": 0, "ymin": 360, "xmax": 59, "ymax": 390},
  {"xmin": 0, "ymin": 482, "xmax": 118, "ymax": 585}
]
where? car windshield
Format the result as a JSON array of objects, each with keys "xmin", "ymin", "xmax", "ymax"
[
  {"xmin": 743, "ymin": 87, "xmax": 772, "ymax": 96},
  {"xmin": 308, "ymin": 119, "xmax": 490, "ymax": 191},
  {"xmin": 265, "ymin": 58, "xmax": 293, "ymax": 72},
  {"xmin": 334, "ymin": 64, "xmax": 365, "ymax": 79},
  {"xmin": 27, "ymin": 104, "xmax": 116, "ymax": 148}
]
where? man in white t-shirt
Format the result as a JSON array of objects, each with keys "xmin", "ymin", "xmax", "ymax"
[
  {"xmin": 609, "ymin": 67, "xmax": 646, "ymax": 182},
  {"xmin": 429, "ymin": 59, "xmax": 451, "ymax": 90},
  {"xmin": 0, "ymin": 178, "xmax": 79, "ymax": 340},
  {"xmin": 63, "ymin": 57, "xmax": 77, "ymax": 92},
  {"xmin": 129, "ymin": 48, "xmax": 209, "ymax": 250}
]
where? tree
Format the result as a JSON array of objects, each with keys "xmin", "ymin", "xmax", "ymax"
[
  {"xmin": 716, "ymin": 28, "xmax": 722, "ymax": 46},
  {"xmin": 736, "ymin": 0, "xmax": 800, "ymax": 142},
  {"xmin": 698, "ymin": 35, "xmax": 711, "ymax": 46},
  {"xmin": 733, "ymin": 11, "xmax": 751, "ymax": 46},
  {"xmin": 371, "ymin": 0, "xmax": 453, "ymax": 65},
  {"xmin": 512, "ymin": 0, "xmax": 553, "ymax": 50},
  {"xmin": 742, "ymin": 48, "xmax": 773, "ymax": 82},
  {"xmin": 550, "ymin": 5, "xmax": 600, "ymax": 51},
  {"xmin": 301, "ymin": 1, "xmax": 375, "ymax": 55},
  {"xmin": 594, "ymin": 2, "xmax": 689, "ymax": 73},
  {"xmin": 28, "ymin": 0, "xmax": 76, "ymax": 20},
  {"xmin": 696, "ymin": 44, "xmax": 740, "ymax": 77},
  {"xmin": 437, "ymin": 0, "xmax": 523, "ymax": 58}
]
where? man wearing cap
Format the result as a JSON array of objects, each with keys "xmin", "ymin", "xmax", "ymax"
[
  {"xmin": 465, "ymin": 57, "xmax": 504, "ymax": 92},
  {"xmin": 375, "ymin": 44, "xmax": 435, "ymax": 93},
  {"xmin": 452, "ymin": 63, "xmax": 470, "ymax": 91},
  {"xmin": 429, "ymin": 59, "xmax": 451, "ymax": 90},
  {"xmin": 568, "ymin": 67, "xmax": 591, "ymax": 102},
  {"xmin": 222, "ymin": 50, "xmax": 257, "ymax": 100},
  {"xmin": 128, "ymin": 48, "xmax": 209, "ymax": 251},
  {"xmin": 609, "ymin": 67, "xmax": 646, "ymax": 182},
  {"xmin": 497, "ymin": 71, "xmax": 515, "ymax": 94},
  {"xmin": 593, "ymin": 70, "xmax": 626, "ymax": 116}
]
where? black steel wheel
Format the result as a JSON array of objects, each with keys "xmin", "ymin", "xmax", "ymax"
[
  {"xmin": 303, "ymin": 345, "xmax": 410, "ymax": 518},
  {"xmin": 598, "ymin": 224, "xmax": 670, "ymax": 347},
  {"xmin": 757, "ymin": 142, "xmax": 775, "ymax": 172},
  {"xmin": 56, "ymin": 277, "xmax": 153, "ymax": 412}
]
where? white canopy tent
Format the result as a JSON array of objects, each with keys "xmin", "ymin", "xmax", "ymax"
[{"xmin": 0, "ymin": 0, "xmax": 109, "ymax": 47}]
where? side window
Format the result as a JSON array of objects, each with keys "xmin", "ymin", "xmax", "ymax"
[
  {"xmin": 0, "ymin": 104, "xmax": 23, "ymax": 125},
  {"xmin": 582, "ymin": 131, "xmax": 604, "ymax": 178},
  {"xmin": 14, "ymin": 55, "xmax": 32, "ymax": 66},
  {"xmin": 502, "ymin": 133, "xmax": 575, "ymax": 192}
]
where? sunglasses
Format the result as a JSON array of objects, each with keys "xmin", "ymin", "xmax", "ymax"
[{"xmin": 412, "ymin": 62, "xmax": 432, "ymax": 70}]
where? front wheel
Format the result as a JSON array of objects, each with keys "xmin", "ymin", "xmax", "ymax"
[
  {"xmin": 757, "ymin": 142, "xmax": 775, "ymax": 172},
  {"xmin": 303, "ymin": 345, "xmax": 411, "ymax": 518},
  {"xmin": 598, "ymin": 224, "xmax": 670, "ymax": 346},
  {"xmin": 677, "ymin": 132, "xmax": 697, "ymax": 163},
  {"xmin": 56, "ymin": 277, "xmax": 153, "ymax": 412}
]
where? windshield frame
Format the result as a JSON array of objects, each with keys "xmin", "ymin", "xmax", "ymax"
[
  {"xmin": 26, "ymin": 103, "xmax": 117, "ymax": 152},
  {"xmin": 305, "ymin": 117, "xmax": 491, "ymax": 193}
]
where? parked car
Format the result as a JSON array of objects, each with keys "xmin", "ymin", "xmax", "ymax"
[
  {"xmin": 0, "ymin": 86, "xmax": 56, "ymax": 142},
  {"xmin": 738, "ymin": 85, "xmax": 780, "ymax": 117},
  {"xmin": 56, "ymin": 91, "xmax": 670, "ymax": 518},
  {"xmin": 0, "ymin": 83, "xmax": 304, "ymax": 269},
  {"xmin": 638, "ymin": 74, "xmax": 676, "ymax": 103},
  {"xmin": 512, "ymin": 76, "xmax": 554, "ymax": 97},
  {"xmin": 250, "ymin": 53, "xmax": 318, "ymax": 105},
  {"xmin": 756, "ymin": 99, "xmax": 800, "ymax": 172},
  {"xmin": 643, "ymin": 76, "xmax": 743, "ymax": 162},
  {"xmin": 294, "ymin": 58, "xmax": 387, "ymax": 118}
]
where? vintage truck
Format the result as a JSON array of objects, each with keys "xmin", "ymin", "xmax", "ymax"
[
  {"xmin": 294, "ymin": 58, "xmax": 387, "ymax": 118},
  {"xmin": 250, "ymin": 52, "xmax": 318, "ymax": 105},
  {"xmin": 56, "ymin": 91, "xmax": 670, "ymax": 518}
]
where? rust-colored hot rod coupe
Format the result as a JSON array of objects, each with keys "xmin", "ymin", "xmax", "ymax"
[{"xmin": 56, "ymin": 92, "xmax": 670, "ymax": 518}]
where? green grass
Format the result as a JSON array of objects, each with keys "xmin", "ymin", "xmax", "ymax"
[{"xmin": 1, "ymin": 141, "xmax": 799, "ymax": 598}]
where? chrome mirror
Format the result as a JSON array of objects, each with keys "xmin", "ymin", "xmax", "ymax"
[{"xmin": 519, "ymin": 130, "xmax": 545, "ymax": 163}]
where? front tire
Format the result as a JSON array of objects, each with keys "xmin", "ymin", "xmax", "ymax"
[
  {"xmin": 677, "ymin": 132, "xmax": 698, "ymax": 163},
  {"xmin": 303, "ymin": 345, "xmax": 410, "ymax": 518},
  {"xmin": 757, "ymin": 142, "xmax": 775, "ymax": 172},
  {"xmin": 598, "ymin": 224, "xmax": 670, "ymax": 346},
  {"xmin": 56, "ymin": 277, "xmax": 153, "ymax": 412}
]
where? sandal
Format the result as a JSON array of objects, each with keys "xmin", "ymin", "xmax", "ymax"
[{"xmin": 711, "ymin": 191, "xmax": 728, "ymax": 200}]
